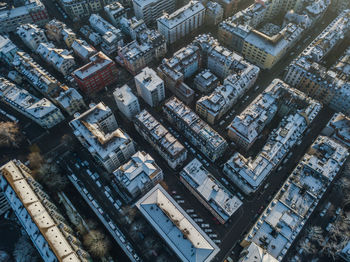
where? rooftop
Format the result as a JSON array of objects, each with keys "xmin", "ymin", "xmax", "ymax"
[
  {"xmin": 136, "ymin": 184, "xmax": 220, "ymax": 262},
  {"xmin": 73, "ymin": 52, "xmax": 113, "ymax": 80},
  {"xmin": 113, "ymin": 84, "xmax": 138, "ymax": 106},
  {"xmin": 135, "ymin": 67, "xmax": 163, "ymax": 91},
  {"xmin": 323, "ymin": 112, "xmax": 350, "ymax": 147},
  {"xmin": 56, "ymin": 88, "xmax": 83, "ymax": 109},
  {"xmin": 71, "ymin": 39, "xmax": 96, "ymax": 59},
  {"xmin": 157, "ymin": 1, "xmax": 205, "ymax": 29},
  {"xmin": 135, "ymin": 110, "xmax": 186, "ymax": 158},
  {"xmin": 180, "ymin": 159, "xmax": 242, "ymax": 222}
]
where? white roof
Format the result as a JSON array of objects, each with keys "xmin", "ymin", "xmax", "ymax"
[
  {"xmin": 239, "ymin": 242, "xmax": 278, "ymax": 262},
  {"xmin": 113, "ymin": 84, "xmax": 138, "ymax": 106},
  {"xmin": 73, "ymin": 52, "xmax": 113, "ymax": 80},
  {"xmin": 56, "ymin": 88, "xmax": 83, "ymax": 108},
  {"xmin": 136, "ymin": 184, "xmax": 220, "ymax": 262},
  {"xmin": 157, "ymin": 1, "xmax": 205, "ymax": 29},
  {"xmin": 71, "ymin": 39, "xmax": 96, "ymax": 59},
  {"xmin": 181, "ymin": 159, "xmax": 242, "ymax": 221},
  {"xmin": 135, "ymin": 67, "xmax": 163, "ymax": 91}
]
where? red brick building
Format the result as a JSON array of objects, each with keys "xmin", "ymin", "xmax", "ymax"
[{"xmin": 72, "ymin": 52, "xmax": 118, "ymax": 94}]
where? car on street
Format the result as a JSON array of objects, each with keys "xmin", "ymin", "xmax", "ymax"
[
  {"xmin": 320, "ymin": 202, "xmax": 331, "ymax": 217},
  {"xmin": 96, "ymin": 181, "xmax": 102, "ymax": 187},
  {"xmin": 177, "ymin": 200, "xmax": 185, "ymax": 204},
  {"xmin": 201, "ymin": 224, "xmax": 210, "ymax": 228},
  {"xmin": 204, "ymin": 229, "xmax": 212, "ymax": 233},
  {"xmin": 98, "ymin": 208, "xmax": 104, "ymax": 214}
]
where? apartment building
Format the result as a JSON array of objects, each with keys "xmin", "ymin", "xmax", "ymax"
[
  {"xmin": 194, "ymin": 70, "xmax": 219, "ymax": 94},
  {"xmin": 89, "ymin": 14, "xmax": 124, "ymax": 55},
  {"xmin": 224, "ymin": 79, "xmax": 322, "ymax": 194},
  {"xmin": 61, "ymin": 28, "xmax": 77, "ymax": 48},
  {"xmin": 133, "ymin": 0, "xmax": 176, "ymax": 25},
  {"xmin": 136, "ymin": 184, "xmax": 220, "ymax": 262},
  {"xmin": 16, "ymin": 23, "xmax": 48, "ymax": 52},
  {"xmin": 0, "ymin": 160, "xmax": 91, "ymax": 261},
  {"xmin": 112, "ymin": 151, "xmax": 163, "ymax": 198},
  {"xmin": 70, "ymin": 103, "xmax": 136, "ymax": 172},
  {"xmin": 56, "ymin": 87, "xmax": 86, "ymax": 116},
  {"xmin": 135, "ymin": 67, "xmax": 165, "ymax": 107},
  {"xmin": 73, "ymin": 52, "xmax": 118, "ymax": 94},
  {"xmin": 12, "ymin": 51, "xmax": 61, "ymax": 98},
  {"xmin": 240, "ymin": 136, "xmax": 349, "ymax": 261},
  {"xmin": 36, "ymin": 43, "xmax": 76, "ymax": 76},
  {"xmin": 58, "ymin": 0, "xmax": 115, "ymax": 20},
  {"xmin": 117, "ymin": 29, "xmax": 167, "ymax": 75},
  {"xmin": 134, "ymin": 110, "xmax": 187, "ymax": 169},
  {"xmin": 205, "ymin": 1, "xmax": 223, "ymax": 25},
  {"xmin": 0, "ymin": 0, "xmax": 49, "ymax": 33},
  {"xmin": 163, "ymin": 97, "xmax": 228, "ymax": 162},
  {"xmin": 71, "ymin": 39, "xmax": 97, "ymax": 61},
  {"xmin": 157, "ymin": 1, "xmax": 205, "ymax": 44},
  {"xmin": 180, "ymin": 158, "xmax": 242, "ymax": 224},
  {"xmin": 79, "ymin": 25, "xmax": 102, "ymax": 46},
  {"xmin": 0, "ymin": 77, "xmax": 65, "ymax": 129},
  {"xmin": 104, "ymin": 2, "xmax": 127, "ymax": 27},
  {"xmin": 219, "ymin": 0, "xmax": 330, "ymax": 69},
  {"xmin": 44, "ymin": 19, "xmax": 76, "ymax": 48},
  {"xmin": 113, "ymin": 84, "xmax": 140, "ymax": 119},
  {"xmin": 284, "ymin": 10, "xmax": 350, "ymax": 115}
]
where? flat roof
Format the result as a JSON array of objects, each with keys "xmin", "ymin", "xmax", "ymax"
[{"xmin": 136, "ymin": 184, "xmax": 220, "ymax": 262}]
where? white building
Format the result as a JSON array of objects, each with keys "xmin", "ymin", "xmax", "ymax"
[
  {"xmin": 136, "ymin": 184, "xmax": 220, "ymax": 262},
  {"xmin": 56, "ymin": 87, "xmax": 86, "ymax": 116},
  {"xmin": 0, "ymin": 77, "xmax": 65, "ymax": 129},
  {"xmin": 180, "ymin": 159, "xmax": 242, "ymax": 224},
  {"xmin": 135, "ymin": 67, "xmax": 165, "ymax": 107},
  {"xmin": 113, "ymin": 151, "xmax": 163, "ymax": 198},
  {"xmin": 134, "ymin": 110, "xmax": 187, "ymax": 169},
  {"xmin": 238, "ymin": 242, "xmax": 278, "ymax": 262},
  {"xmin": 241, "ymin": 136, "xmax": 349, "ymax": 261},
  {"xmin": 132, "ymin": 0, "xmax": 176, "ymax": 25},
  {"xmin": 71, "ymin": 39, "xmax": 97, "ymax": 61},
  {"xmin": 0, "ymin": 35, "xmax": 19, "ymax": 65},
  {"xmin": 36, "ymin": 43, "xmax": 76, "ymax": 76},
  {"xmin": 163, "ymin": 97, "xmax": 228, "ymax": 162},
  {"xmin": 113, "ymin": 84, "xmax": 140, "ymax": 119},
  {"xmin": 104, "ymin": 2, "xmax": 127, "ymax": 27},
  {"xmin": 0, "ymin": 160, "xmax": 91, "ymax": 262},
  {"xmin": 69, "ymin": 103, "xmax": 136, "ymax": 172},
  {"xmin": 16, "ymin": 23, "xmax": 48, "ymax": 51},
  {"xmin": 157, "ymin": 1, "xmax": 205, "ymax": 44},
  {"xmin": 224, "ymin": 79, "xmax": 322, "ymax": 194}
]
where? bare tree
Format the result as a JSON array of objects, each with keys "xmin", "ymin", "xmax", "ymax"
[
  {"xmin": 27, "ymin": 152, "xmax": 44, "ymax": 170},
  {"xmin": 13, "ymin": 235, "xmax": 39, "ymax": 262},
  {"xmin": 83, "ymin": 230, "xmax": 111, "ymax": 258},
  {"xmin": 0, "ymin": 121, "xmax": 22, "ymax": 148},
  {"xmin": 298, "ymin": 238, "xmax": 317, "ymax": 256},
  {"xmin": 307, "ymin": 226, "xmax": 324, "ymax": 245},
  {"xmin": 61, "ymin": 134, "xmax": 78, "ymax": 151},
  {"xmin": 36, "ymin": 163, "xmax": 68, "ymax": 191}
]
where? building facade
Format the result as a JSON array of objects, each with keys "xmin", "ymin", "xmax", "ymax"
[
  {"xmin": 17, "ymin": 23, "xmax": 48, "ymax": 52},
  {"xmin": 56, "ymin": 87, "xmax": 86, "ymax": 116}
]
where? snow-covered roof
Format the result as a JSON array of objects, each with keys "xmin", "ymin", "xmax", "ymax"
[
  {"xmin": 71, "ymin": 39, "xmax": 96, "ymax": 60},
  {"xmin": 56, "ymin": 88, "xmax": 83, "ymax": 109},
  {"xmin": 136, "ymin": 184, "xmax": 220, "ymax": 262},
  {"xmin": 324, "ymin": 112, "xmax": 350, "ymax": 147},
  {"xmin": 70, "ymin": 103, "xmax": 131, "ymax": 160},
  {"xmin": 181, "ymin": 159, "xmax": 242, "ymax": 221},
  {"xmin": 157, "ymin": 1, "xmax": 205, "ymax": 29},
  {"xmin": 73, "ymin": 52, "xmax": 113, "ymax": 80},
  {"xmin": 113, "ymin": 151, "xmax": 162, "ymax": 195},
  {"xmin": 135, "ymin": 67, "xmax": 163, "ymax": 91},
  {"xmin": 244, "ymin": 136, "xmax": 348, "ymax": 261},
  {"xmin": 164, "ymin": 97, "xmax": 227, "ymax": 150},
  {"xmin": 135, "ymin": 110, "xmax": 186, "ymax": 158},
  {"xmin": 239, "ymin": 242, "xmax": 278, "ymax": 262},
  {"xmin": 113, "ymin": 84, "xmax": 138, "ymax": 107},
  {"xmin": 225, "ymin": 79, "xmax": 322, "ymax": 190}
]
